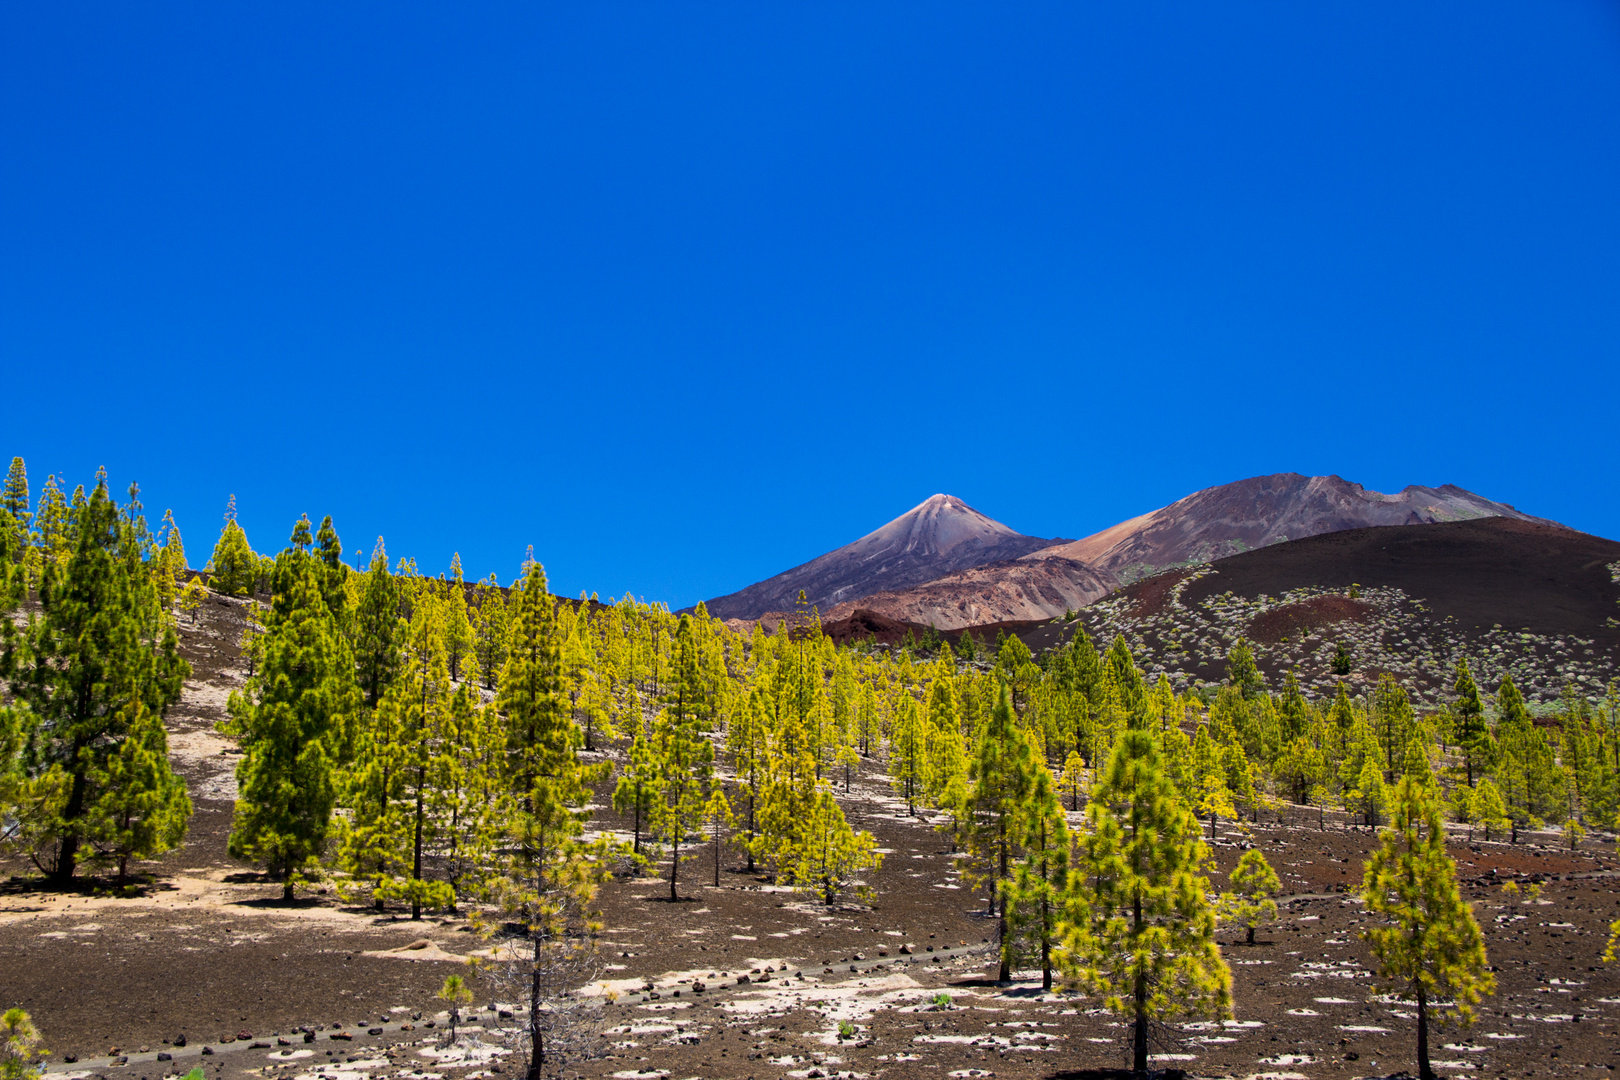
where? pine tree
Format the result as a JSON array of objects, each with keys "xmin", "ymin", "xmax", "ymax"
[
  {"xmin": 703, "ymin": 786, "xmax": 734, "ymax": 887},
  {"xmin": 227, "ymin": 517, "xmax": 359, "ymax": 898},
  {"xmin": 924, "ymin": 672, "xmax": 970, "ymax": 836},
  {"xmin": 1471, "ymin": 778, "xmax": 1508, "ymax": 842},
  {"xmin": 649, "ymin": 614, "xmax": 715, "ymax": 901},
  {"xmin": 1059, "ymin": 748, "xmax": 1087, "ymax": 812},
  {"xmin": 484, "ymin": 558, "xmax": 612, "ymax": 1080},
  {"xmin": 1494, "ymin": 674, "xmax": 1562, "ymax": 838},
  {"xmin": 956, "ymin": 629, "xmax": 978, "ymax": 663},
  {"xmin": 1061, "ymin": 728, "xmax": 1232, "ymax": 1074},
  {"xmin": 1218, "ymin": 849, "xmax": 1280, "ymax": 945},
  {"xmin": 314, "ymin": 516, "xmax": 349, "ymax": 627},
  {"xmin": 441, "ymin": 570, "xmax": 475, "ymax": 684},
  {"xmin": 150, "ymin": 508, "xmax": 187, "ymax": 612},
  {"xmin": 354, "ymin": 539, "xmax": 405, "ymax": 712},
  {"xmin": 1226, "ymin": 638, "xmax": 1263, "ymax": 697},
  {"xmin": 888, "ymin": 692, "xmax": 926, "ymax": 815},
  {"xmin": 5, "ymin": 477, "xmax": 189, "ymax": 883},
  {"xmin": 87, "ymin": 698, "xmax": 192, "ymax": 883},
  {"xmin": 1, "ymin": 1007, "xmax": 46, "ymax": 1080},
  {"xmin": 787, "ymin": 784, "xmax": 881, "ymax": 906},
  {"xmin": 471, "ymin": 578, "xmax": 510, "ymax": 689},
  {"xmin": 1452, "ymin": 659, "xmax": 1491, "ymax": 787},
  {"xmin": 1374, "ymin": 675, "xmax": 1416, "ymax": 780},
  {"xmin": 1274, "ymin": 735, "xmax": 1326, "ymax": 805},
  {"xmin": 1006, "ymin": 758, "xmax": 1069, "ymax": 989},
  {"xmin": 28, "ymin": 474, "xmax": 68, "ymax": 586},
  {"xmin": 207, "ymin": 496, "xmax": 258, "ymax": 597},
  {"xmin": 1, "ymin": 458, "xmax": 28, "ymax": 537},
  {"xmin": 1354, "ymin": 756, "xmax": 1387, "ymax": 827},
  {"xmin": 1360, "ymin": 767, "xmax": 1494, "ymax": 1080},
  {"xmin": 432, "ymin": 660, "xmax": 500, "ymax": 905},
  {"xmin": 381, "ymin": 591, "xmax": 456, "ymax": 917},
  {"xmin": 178, "ymin": 574, "xmax": 208, "ymax": 625},
  {"xmin": 1331, "ymin": 641, "xmax": 1353, "ymax": 676},
  {"xmin": 968, "ymin": 682, "xmax": 1035, "ymax": 980}
]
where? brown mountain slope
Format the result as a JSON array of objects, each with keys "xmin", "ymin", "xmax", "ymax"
[
  {"xmin": 1032, "ymin": 473, "xmax": 1552, "ymax": 584},
  {"xmin": 1167, "ymin": 515, "xmax": 1620, "ymax": 638},
  {"xmin": 1045, "ymin": 516, "xmax": 1620, "ymax": 704},
  {"xmin": 821, "ymin": 556, "xmax": 1113, "ymax": 631},
  {"xmin": 701, "ymin": 494, "xmax": 1062, "ymax": 621}
]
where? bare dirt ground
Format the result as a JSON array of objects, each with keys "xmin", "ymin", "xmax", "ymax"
[{"xmin": 4, "ymin": 599, "xmax": 1620, "ymax": 1080}]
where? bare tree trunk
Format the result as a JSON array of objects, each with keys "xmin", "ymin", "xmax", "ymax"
[
  {"xmin": 1132, "ymin": 888, "xmax": 1147, "ymax": 1075},
  {"xmin": 1132, "ymin": 969, "xmax": 1148, "ymax": 1075},
  {"xmin": 1417, "ymin": 982, "xmax": 1433, "ymax": 1080},
  {"xmin": 997, "ymin": 820, "xmax": 1010, "ymax": 982},
  {"xmin": 527, "ymin": 932, "xmax": 544, "ymax": 1080},
  {"xmin": 669, "ymin": 836, "xmax": 679, "ymax": 902}
]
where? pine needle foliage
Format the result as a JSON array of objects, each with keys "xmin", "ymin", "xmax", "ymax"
[
  {"xmin": 1359, "ymin": 759, "xmax": 1494, "ymax": 1080},
  {"xmin": 4, "ymin": 477, "xmax": 189, "ymax": 883},
  {"xmin": 227, "ymin": 517, "xmax": 360, "ymax": 898},
  {"xmin": 1061, "ymin": 728, "xmax": 1231, "ymax": 1075},
  {"xmin": 1217, "ymin": 849, "xmax": 1280, "ymax": 945}
]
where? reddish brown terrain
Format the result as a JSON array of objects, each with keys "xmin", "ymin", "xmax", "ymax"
[
  {"xmin": 5, "ymin": 590, "xmax": 1620, "ymax": 1080},
  {"xmin": 1045, "ymin": 517, "xmax": 1620, "ymax": 706},
  {"xmin": 733, "ymin": 475, "xmax": 1554, "ymax": 636}
]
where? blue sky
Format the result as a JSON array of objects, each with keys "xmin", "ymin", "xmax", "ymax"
[{"xmin": 4, "ymin": 3, "xmax": 1618, "ymax": 606}]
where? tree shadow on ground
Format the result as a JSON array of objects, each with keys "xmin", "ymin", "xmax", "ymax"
[{"xmin": 0, "ymin": 873, "xmax": 180, "ymax": 899}]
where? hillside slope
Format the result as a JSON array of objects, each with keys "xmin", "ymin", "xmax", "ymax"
[
  {"xmin": 1056, "ymin": 517, "xmax": 1620, "ymax": 705},
  {"xmin": 702, "ymin": 494, "xmax": 1060, "ymax": 621},
  {"xmin": 821, "ymin": 556, "xmax": 1113, "ymax": 630},
  {"xmin": 1034, "ymin": 473, "xmax": 1551, "ymax": 584}
]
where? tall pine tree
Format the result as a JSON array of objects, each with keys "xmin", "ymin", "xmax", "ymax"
[
  {"xmin": 1061, "ymin": 727, "xmax": 1231, "ymax": 1075},
  {"xmin": 5, "ymin": 477, "xmax": 189, "ymax": 883},
  {"xmin": 1360, "ymin": 757, "xmax": 1494, "ymax": 1080},
  {"xmin": 227, "ymin": 517, "xmax": 359, "ymax": 898}
]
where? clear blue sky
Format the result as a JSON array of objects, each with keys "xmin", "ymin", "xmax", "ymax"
[{"xmin": 4, "ymin": 4, "xmax": 1618, "ymax": 607}]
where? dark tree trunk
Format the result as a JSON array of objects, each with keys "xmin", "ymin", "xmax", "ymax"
[
  {"xmin": 1132, "ymin": 889, "xmax": 1147, "ymax": 1075},
  {"xmin": 1132, "ymin": 969, "xmax": 1148, "ymax": 1075},
  {"xmin": 997, "ymin": 820, "xmax": 1010, "ymax": 982},
  {"xmin": 669, "ymin": 836, "xmax": 679, "ymax": 902},
  {"xmin": 1417, "ymin": 983, "xmax": 1434, "ymax": 1080},
  {"xmin": 526, "ymin": 934, "xmax": 544, "ymax": 1080},
  {"xmin": 413, "ymin": 763, "xmax": 426, "ymax": 919},
  {"xmin": 1041, "ymin": 894, "xmax": 1052, "ymax": 991}
]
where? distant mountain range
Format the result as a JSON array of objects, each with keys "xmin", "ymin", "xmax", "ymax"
[
  {"xmin": 704, "ymin": 474, "xmax": 1559, "ymax": 629},
  {"xmin": 1036, "ymin": 473, "xmax": 1553, "ymax": 585}
]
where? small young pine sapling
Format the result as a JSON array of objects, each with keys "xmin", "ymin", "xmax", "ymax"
[
  {"xmin": 1219, "ymin": 849, "xmax": 1281, "ymax": 945},
  {"xmin": 1, "ymin": 1009, "xmax": 47, "ymax": 1080},
  {"xmin": 1564, "ymin": 818, "xmax": 1586, "ymax": 852},
  {"xmin": 437, "ymin": 975, "xmax": 473, "ymax": 1044}
]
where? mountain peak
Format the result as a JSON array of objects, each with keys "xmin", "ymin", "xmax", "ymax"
[{"xmin": 701, "ymin": 495, "xmax": 1059, "ymax": 621}]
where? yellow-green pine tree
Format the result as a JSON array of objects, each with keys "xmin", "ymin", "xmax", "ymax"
[
  {"xmin": 1007, "ymin": 755, "xmax": 1069, "ymax": 989},
  {"xmin": 1061, "ymin": 728, "xmax": 1232, "ymax": 1074},
  {"xmin": 968, "ymin": 682, "xmax": 1035, "ymax": 980},
  {"xmin": 788, "ymin": 784, "xmax": 881, "ymax": 906},
  {"xmin": 1359, "ymin": 765, "xmax": 1494, "ymax": 1080},
  {"xmin": 1218, "ymin": 849, "xmax": 1280, "ymax": 945}
]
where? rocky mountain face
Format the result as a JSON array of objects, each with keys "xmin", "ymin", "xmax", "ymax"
[
  {"xmin": 1030, "ymin": 473, "xmax": 1550, "ymax": 585},
  {"xmin": 821, "ymin": 557, "xmax": 1114, "ymax": 631},
  {"xmin": 1060, "ymin": 516, "xmax": 1619, "ymax": 705},
  {"xmin": 700, "ymin": 494, "xmax": 1061, "ymax": 622},
  {"xmin": 706, "ymin": 474, "xmax": 1557, "ymax": 632}
]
